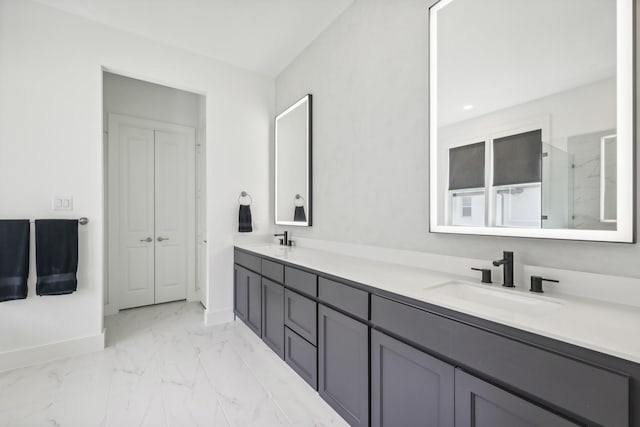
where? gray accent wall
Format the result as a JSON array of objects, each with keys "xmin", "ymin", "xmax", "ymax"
[{"xmin": 274, "ymin": 0, "xmax": 640, "ymax": 278}]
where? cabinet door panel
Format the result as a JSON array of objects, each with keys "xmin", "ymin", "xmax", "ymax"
[
  {"xmin": 246, "ymin": 269, "xmax": 262, "ymax": 336},
  {"xmin": 318, "ymin": 305, "xmax": 369, "ymax": 427},
  {"xmin": 262, "ymin": 278, "xmax": 285, "ymax": 358},
  {"xmin": 234, "ymin": 265, "xmax": 248, "ymax": 320},
  {"xmin": 371, "ymin": 330, "xmax": 454, "ymax": 427},
  {"xmin": 455, "ymin": 369, "xmax": 581, "ymax": 427}
]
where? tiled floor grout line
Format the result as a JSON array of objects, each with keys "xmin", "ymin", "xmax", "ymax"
[
  {"xmin": 196, "ymin": 356, "xmax": 233, "ymax": 427},
  {"xmin": 227, "ymin": 326, "xmax": 295, "ymax": 426}
]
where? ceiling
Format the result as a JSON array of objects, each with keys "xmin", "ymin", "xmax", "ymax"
[
  {"xmin": 436, "ymin": 0, "xmax": 616, "ymax": 126},
  {"xmin": 34, "ymin": 0, "xmax": 353, "ymax": 77}
]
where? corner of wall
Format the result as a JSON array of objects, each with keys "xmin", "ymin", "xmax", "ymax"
[{"xmin": 204, "ymin": 307, "xmax": 234, "ymax": 326}]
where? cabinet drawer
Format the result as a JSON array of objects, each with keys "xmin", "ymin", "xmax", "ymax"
[
  {"xmin": 319, "ymin": 277, "xmax": 368, "ymax": 320},
  {"xmin": 285, "ymin": 326, "xmax": 318, "ymax": 389},
  {"xmin": 234, "ymin": 249, "xmax": 260, "ymax": 273},
  {"xmin": 371, "ymin": 295, "xmax": 629, "ymax": 427},
  {"xmin": 261, "ymin": 259, "xmax": 284, "ymax": 283},
  {"xmin": 285, "ymin": 289, "xmax": 317, "ymax": 345},
  {"xmin": 285, "ymin": 266, "xmax": 317, "ymax": 297}
]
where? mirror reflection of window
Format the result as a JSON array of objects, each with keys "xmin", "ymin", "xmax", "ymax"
[
  {"xmin": 451, "ymin": 191, "xmax": 484, "ymax": 226},
  {"xmin": 448, "ymin": 142, "xmax": 485, "ymax": 226},
  {"xmin": 492, "ymin": 130, "xmax": 542, "ymax": 228},
  {"xmin": 495, "ymin": 185, "xmax": 542, "ymax": 228}
]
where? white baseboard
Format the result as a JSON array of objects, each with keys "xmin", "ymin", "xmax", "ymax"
[
  {"xmin": 103, "ymin": 303, "xmax": 118, "ymax": 317},
  {"xmin": 0, "ymin": 331, "xmax": 105, "ymax": 373},
  {"xmin": 204, "ymin": 308, "xmax": 234, "ymax": 326}
]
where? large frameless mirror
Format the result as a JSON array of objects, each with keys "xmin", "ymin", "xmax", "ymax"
[
  {"xmin": 275, "ymin": 94, "xmax": 312, "ymax": 226},
  {"xmin": 429, "ymin": 0, "xmax": 634, "ymax": 242}
]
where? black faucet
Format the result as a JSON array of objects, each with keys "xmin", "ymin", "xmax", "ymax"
[
  {"xmin": 274, "ymin": 231, "xmax": 289, "ymax": 246},
  {"xmin": 492, "ymin": 251, "xmax": 514, "ymax": 287}
]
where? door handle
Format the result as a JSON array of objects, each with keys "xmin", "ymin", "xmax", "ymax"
[
  {"xmin": 157, "ymin": 236, "xmax": 170, "ymax": 242},
  {"xmin": 140, "ymin": 237, "xmax": 152, "ymax": 243}
]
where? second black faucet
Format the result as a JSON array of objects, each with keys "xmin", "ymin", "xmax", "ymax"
[
  {"xmin": 493, "ymin": 251, "xmax": 514, "ymax": 287},
  {"xmin": 274, "ymin": 231, "xmax": 291, "ymax": 246}
]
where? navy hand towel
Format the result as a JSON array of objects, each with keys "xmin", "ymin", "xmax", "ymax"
[
  {"xmin": 35, "ymin": 219, "xmax": 78, "ymax": 296},
  {"xmin": 294, "ymin": 206, "xmax": 307, "ymax": 222},
  {"xmin": 0, "ymin": 220, "xmax": 30, "ymax": 302},
  {"xmin": 238, "ymin": 205, "xmax": 253, "ymax": 232}
]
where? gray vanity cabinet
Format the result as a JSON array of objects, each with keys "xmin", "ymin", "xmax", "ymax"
[
  {"xmin": 371, "ymin": 330, "xmax": 454, "ymax": 427},
  {"xmin": 234, "ymin": 263, "xmax": 261, "ymax": 336},
  {"xmin": 262, "ymin": 278, "xmax": 284, "ymax": 358},
  {"xmin": 318, "ymin": 304, "xmax": 369, "ymax": 427},
  {"xmin": 454, "ymin": 369, "xmax": 580, "ymax": 427},
  {"xmin": 234, "ymin": 248, "xmax": 637, "ymax": 427}
]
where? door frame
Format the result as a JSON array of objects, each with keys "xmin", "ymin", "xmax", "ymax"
[{"xmin": 106, "ymin": 113, "xmax": 198, "ymax": 313}]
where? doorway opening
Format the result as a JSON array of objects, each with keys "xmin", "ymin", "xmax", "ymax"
[{"xmin": 103, "ymin": 72, "xmax": 207, "ymax": 315}]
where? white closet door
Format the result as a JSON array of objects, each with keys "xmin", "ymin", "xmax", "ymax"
[
  {"xmin": 154, "ymin": 129, "xmax": 195, "ymax": 304},
  {"xmin": 117, "ymin": 125, "xmax": 156, "ymax": 309}
]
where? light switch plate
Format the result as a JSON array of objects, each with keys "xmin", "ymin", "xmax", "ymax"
[{"xmin": 53, "ymin": 196, "xmax": 73, "ymax": 211}]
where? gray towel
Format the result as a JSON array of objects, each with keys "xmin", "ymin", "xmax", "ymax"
[
  {"xmin": 0, "ymin": 220, "xmax": 30, "ymax": 302},
  {"xmin": 36, "ymin": 219, "xmax": 78, "ymax": 295},
  {"xmin": 239, "ymin": 205, "xmax": 253, "ymax": 232}
]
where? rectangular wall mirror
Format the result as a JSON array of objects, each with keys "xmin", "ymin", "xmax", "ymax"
[
  {"xmin": 275, "ymin": 94, "xmax": 312, "ymax": 226},
  {"xmin": 429, "ymin": 0, "xmax": 635, "ymax": 242}
]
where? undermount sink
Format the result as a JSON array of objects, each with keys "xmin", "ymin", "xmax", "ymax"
[
  {"xmin": 252, "ymin": 244, "xmax": 289, "ymax": 257},
  {"xmin": 423, "ymin": 281, "xmax": 563, "ymax": 316}
]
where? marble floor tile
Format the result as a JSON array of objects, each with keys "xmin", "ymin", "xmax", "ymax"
[{"xmin": 0, "ymin": 301, "xmax": 347, "ymax": 427}]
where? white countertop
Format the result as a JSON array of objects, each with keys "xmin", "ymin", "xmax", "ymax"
[{"xmin": 235, "ymin": 242, "xmax": 640, "ymax": 364}]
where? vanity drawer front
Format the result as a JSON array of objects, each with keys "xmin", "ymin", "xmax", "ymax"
[
  {"xmin": 234, "ymin": 249, "xmax": 261, "ymax": 273},
  {"xmin": 318, "ymin": 277, "xmax": 368, "ymax": 320},
  {"xmin": 285, "ymin": 289, "xmax": 317, "ymax": 345},
  {"xmin": 285, "ymin": 326, "xmax": 318, "ymax": 389},
  {"xmin": 371, "ymin": 295, "xmax": 629, "ymax": 427},
  {"xmin": 261, "ymin": 259, "xmax": 284, "ymax": 283},
  {"xmin": 285, "ymin": 266, "xmax": 317, "ymax": 297}
]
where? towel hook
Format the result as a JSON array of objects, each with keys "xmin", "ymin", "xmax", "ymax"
[{"xmin": 238, "ymin": 191, "xmax": 253, "ymax": 206}]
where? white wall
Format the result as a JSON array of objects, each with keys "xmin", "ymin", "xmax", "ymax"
[
  {"xmin": 0, "ymin": 0, "xmax": 273, "ymax": 369},
  {"xmin": 275, "ymin": 0, "xmax": 640, "ymax": 279},
  {"xmin": 103, "ymin": 72, "xmax": 204, "ymax": 128}
]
